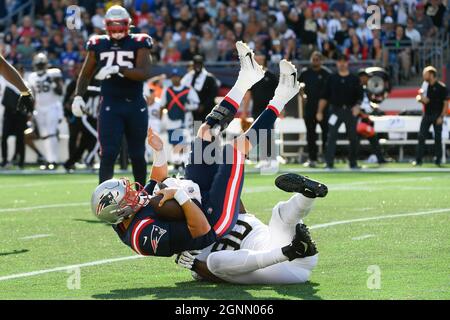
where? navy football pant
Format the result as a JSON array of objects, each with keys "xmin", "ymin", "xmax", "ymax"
[
  {"xmin": 98, "ymin": 96, "xmax": 148, "ymax": 186},
  {"xmin": 185, "ymin": 138, "xmax": 245, "ymax": 238}
]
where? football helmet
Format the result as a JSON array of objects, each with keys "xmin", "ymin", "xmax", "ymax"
[
  {"xmin": 32, "ymin": 53, "xmax": 48, "ymax": 74},
  {"xmin": 91, "ymin": 178, "xmax": 148, "ymax": 224},
  {"xmin": 104, "ymin": 5, "xmax": 131, "ymax": 40}
]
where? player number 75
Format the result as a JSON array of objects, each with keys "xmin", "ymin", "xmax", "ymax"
[{"xmin": 100, "ymin": 51, "xmax": 134, "ymax": 69}]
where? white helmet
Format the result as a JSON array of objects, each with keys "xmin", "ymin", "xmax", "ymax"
[
  {"xmin": 91, "ymin": 178, "xmax": 148, "ymax": 224},
  {"xmin": 33, "ymin": 53, "xmax": 48, "ymax": 73},
  {"xmin": 104, "ymin": 5, "xmax": 131, "ymax": 40}
]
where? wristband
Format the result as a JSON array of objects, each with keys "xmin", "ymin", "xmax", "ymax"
[
  {"xmin": 21, "ymin": 90, "xmax": 32, "ymax": 96},
  {"xmin": 153, "ymin": 149, "xmax": 167, "ymax": 167},
  {"xmin": 174, "ymin": 189, "xmax": 190, "ymax": 206}
]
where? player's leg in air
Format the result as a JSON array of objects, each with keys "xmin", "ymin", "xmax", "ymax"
[
  {"xmin": 184, "ymin": 42, "xmax": 301, "ymax": 238},
  {"xmin": 176, "ymin": 173, "xmax": 328, "ymax": 284}
]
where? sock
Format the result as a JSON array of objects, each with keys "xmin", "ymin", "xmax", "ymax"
[
  {"xmin": 278, "ymin": 194, "xmax": 315, "ymax": 225},
  {"xmin": 207, "ymin": 248, "xmax": 288, "ymax": 276},
  {"xmin": 44, "ymin": 137, "xmax": 58, "ymax": 163},
  {"xmin": 245, "ymin": 107, "xmax": 278, "ymax": 146}
]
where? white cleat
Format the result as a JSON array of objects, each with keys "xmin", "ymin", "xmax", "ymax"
[
  {"xmin": 235, "ymin": 41, "xmax": 265, "ymax": 89},
  {"xmin": 273, "ymin": 59, "xmax": 301, "ymax": 104}
]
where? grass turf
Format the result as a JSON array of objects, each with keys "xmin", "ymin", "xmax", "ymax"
[{"xmin": 0, "ymin": 171, "xmax": 449, "ymax": 300}]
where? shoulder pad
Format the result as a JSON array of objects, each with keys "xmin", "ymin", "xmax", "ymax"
[
  {"xmin": 86, "ymin": 35, "xmax": 109, "ymax": 50},
  {"xmin": 131, "ymin": 33, "xmax": 153, "ymax": 48}
]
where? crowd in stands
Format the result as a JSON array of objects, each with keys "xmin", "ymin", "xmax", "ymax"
[{"xmin": 0, "ymin": 0, "xmax": 448, "ymax": 79}]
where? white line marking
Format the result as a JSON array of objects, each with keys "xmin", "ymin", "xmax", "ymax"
[
  {"xmin": 19, "ymin": 234, "xmax": 53, "ymax": 240},
  {"xmin": 351, "ymin": 234, "xmax": 375, "ymax": 241},
  {"xmin": 0, "ymin": 202, "xmax": 89, "ymax": 213},
  {"xmin": 0, "ymin": 256, "xmax": 144, "ymax": 282},
  {"xmin": 310, "ymin": 208, "xmax": 450, "ymax": 230},
  {"xmin": 0, "ymin": 207, "xmax": 448, "ymax": 283}
]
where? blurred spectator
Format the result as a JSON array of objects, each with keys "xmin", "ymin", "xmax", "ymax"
[
  {"xmin": 182, "ymin": 36, "xmax": 200, "ymax": 61},
  {"xmin": 414, "ymin": 3, "xmax": 438, "ymax": 38},
  {"xmin": 91, "ymin": 3, "xmax": 106, "ymax": 29},
  {"xmin": 200, "ymin": 26, "xmax": 219, "ymax": 62},
  {"xmin": 425, "ymin": 0, "xmax": 447, "ymax": 29}
]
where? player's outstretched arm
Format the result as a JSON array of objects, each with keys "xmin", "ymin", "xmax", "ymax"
[
  {"xmin": 0, "ymin": 55, "xmax": 30, "ymax": 93},
  {"xmin": 156, "ymin": 188, "xmax": 211, "ymax": 238},
  {"xmin": 119, "ymin": 48, "xmax": 152, "ymax": 81},
  {"xmin": 148, "ymin": 128, "xmax": 168, "ymax": 182},
  {"xmin": 75, "ymin": 51, "xmax": 97, "ymax": 97}
]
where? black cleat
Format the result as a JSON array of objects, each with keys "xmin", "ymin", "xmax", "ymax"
[
  {"xmin": 282, "ymin": 223, "xmax": 318, "ymax": 260},
  {"xmin": 275, "ymin": 173, "xmax": 328, "ymax": 198}
]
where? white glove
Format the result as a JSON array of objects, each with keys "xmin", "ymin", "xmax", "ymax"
[
  {"xmin": 72, "ymin": 96, "xmax": 86, "ymax": 117},
  {"xmin": 175, "ymin": 250, "xmax": 201, "ymax": 270},
  {"xmin": 95, "ymin": 65, "xmax": 120, "ymax": 80}
]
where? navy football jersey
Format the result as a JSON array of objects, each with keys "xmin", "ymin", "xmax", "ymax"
[
  {"xmin": 86, "ymin": 33, "xmax": 153, "ymax": 99},
  {"xmin": 112, "ymin": 180, "xmax": 217, "ymax": 256}
]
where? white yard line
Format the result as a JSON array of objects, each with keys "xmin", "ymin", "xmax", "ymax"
[
  {"xmin": 351, "ymin": 234, "xmax": 375, "ymax": 241},
  {"xmin": 309, "ymin": 208, "xmax": 450, "ymax": 230},
  {"xmin": 0, "ymin": 202, "xmax": 89, "ymax": 213},
  {"xmin": 19, "ymin": 234, "xmax": 53, "ymax": 240},
  {"xmin": 0, "ymin": 207, "xmax": 448, "ymax": 283},
  {"xmin": 0, "ymin": 256, "xmax": 144, "ymax": 281}
]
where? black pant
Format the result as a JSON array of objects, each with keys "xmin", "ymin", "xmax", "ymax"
[
  {"xmin": 65, "ymin": 116, "xmax": 98, "ymax": 167},
  {"xmin": 416, "ymin": 115, "xmax": 442, "ymax": 164},
  {"xmin": 1, "ymin": 112, "xmax": 27, "ymax": 167},
  {"xmin": 368, "ymin": 134, "xmax": 385, "ymax": 163},
  {"xmin": 67, "ymin": 116, "xmax": 83, "ymax": 159},
  {"xmin": 325, "ymin": 107, "xmax": 359, "ymax": 167},
  {"xmin": 304, "ymin": 112, "xmax": 328, "ymax": 161}
]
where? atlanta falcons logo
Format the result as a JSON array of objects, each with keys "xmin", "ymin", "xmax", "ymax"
[{"xmin": 150, "ymin": 225, "xmax": 167, "ymax": 254}]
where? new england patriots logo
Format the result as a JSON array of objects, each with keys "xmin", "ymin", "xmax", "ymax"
[
  {"xmin": 96, "ymin": 192, "xmax": 116, "ymax": 215},
  {"xmin": 150, "ymin": 225, "xmax": 167, "ymax": 254}
]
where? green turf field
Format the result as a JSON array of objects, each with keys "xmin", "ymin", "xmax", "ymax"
[{"xmin": 0, "ymin": 170, "xmax": 449, "ymax": 300}]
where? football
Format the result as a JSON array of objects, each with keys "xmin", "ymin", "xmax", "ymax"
[{"xmin": 147, "ymin": 194, "xmax": 185, "ymax": 221}]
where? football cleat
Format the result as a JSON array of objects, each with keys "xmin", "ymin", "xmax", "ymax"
[
  {"xmin": 275, "ymin": 173, "xmax": 328, "ymax": 198},
  {"xmin": 282, "ymin": 223, "xmax": 318, "ymax": 261},
  {"xmin": 235, "ymin": 41, "xmax": 265, "ymax": 89},
  {"xmin": 269, "ymin": 60, "xmax": 301, "ymax": 110}
]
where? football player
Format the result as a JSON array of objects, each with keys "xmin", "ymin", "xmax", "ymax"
[
  {"xmin": 27, "ymin": 53, "xmax": 64, "ymax": 170},
  {"xmin": 90, "ymin": 42, "xmax": 302, "ymax": 257},
  {"xmin": 175, "ymin": 173, "xmax": 327, "ymax": 284},
  {"xmin": 72, "ymin": 5, "xmax": 153, "ymax": 185}
]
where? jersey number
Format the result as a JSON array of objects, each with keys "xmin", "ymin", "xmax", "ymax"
[
  {"xmin": 211, "ymin": 220, "xmax": 253, "ymax": 252},
  {"xmin": 35, "ymin": 80, "xmax": 51, "ymax": 94},
  {"xmin": 99, "ymin": 51, "xmax": 134, "ymax": 69}
]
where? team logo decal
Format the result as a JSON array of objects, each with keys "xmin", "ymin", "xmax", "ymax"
[
  {"xmin": 96, "ymin": 192, "xmax": 116, "ymax": 215},
  {"xmin": 150, "ymin": 225, "xmax": 167, "ymax": 254}
]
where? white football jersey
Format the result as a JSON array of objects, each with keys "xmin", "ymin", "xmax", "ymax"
[
  {"xmin": 27, "ymin": 68, "xmax": 63, "ymax": 109},
  {"xmin": 196, "ymin": 214, "xmax": 270, "ymax": 262}
]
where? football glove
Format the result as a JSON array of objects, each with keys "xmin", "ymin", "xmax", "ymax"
[
  {"xmin": 95, "ymin": 65, "xmax": 121, "ymax": 80},
  {"xmin": 71, "ymin": 96, "xmax": 86, "ymax": 117},
  {"xmin": 175, "ymin": 250, "xmax": 201, "ymax": 270},
  {"xmin": 16, "ymin": 90, "xmax": 34, "ymax": 115}
]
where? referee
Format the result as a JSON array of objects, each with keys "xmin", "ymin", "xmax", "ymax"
[
  {"xmin": 316, "ymin": 54, "xmax": 364, "ymax": 169},
  {"xmin": 414, "ymin": 66, "xmax": 448, "ymax": 166}
]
